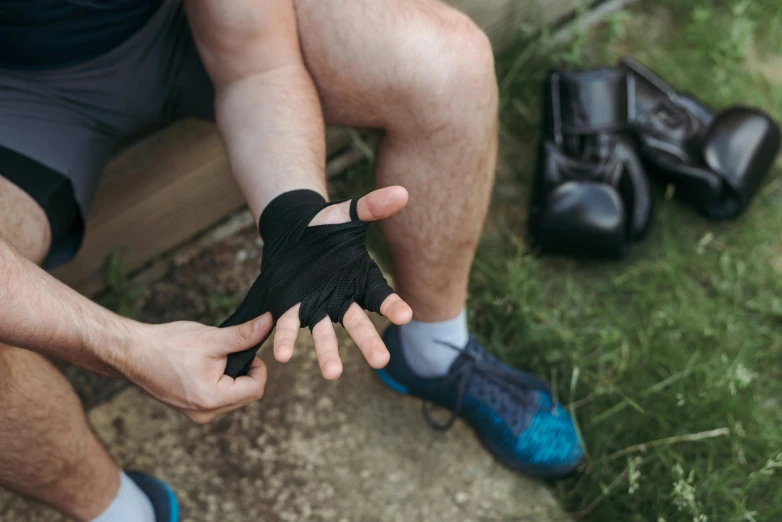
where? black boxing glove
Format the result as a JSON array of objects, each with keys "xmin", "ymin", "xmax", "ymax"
[
  {"xmin": 221, "ymin": 190, "xmax": 394, "ymax": 377},
  {"xmin": 620, "ymin": 57, "xmax": 781, "ymax": 219},
  {"xmin": 529, "ymin": 68, "xmax": 652, "ymax": 257}
]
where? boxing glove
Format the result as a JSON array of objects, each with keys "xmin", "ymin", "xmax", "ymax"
[
  {"xmin": 619, "ymin": 57, "xmax": 781, "ymax": 219},
  {"xmin": 529, "ymin": 68, "xmax": 652, "ymax": 257}
]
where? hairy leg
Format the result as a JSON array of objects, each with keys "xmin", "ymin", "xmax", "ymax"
[
  {"xmin": 0, "ymin": 176, "xmax": 119, "ymax": 521},
  {"xmin": 296, "ymin": 0, "xmax": 498, "ymax": 321}
]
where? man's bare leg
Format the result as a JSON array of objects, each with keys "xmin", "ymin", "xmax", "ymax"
[
  {"xmin": 0, "ymin": 176, "xmax": 120, "ymax": 521},
  {"xmin": 295, "ymin": 0, "xmax": 498, "ymax": 322},
  {"xmin": 291, "ymin": 5, "xmax": 584, "ymax": 479}
]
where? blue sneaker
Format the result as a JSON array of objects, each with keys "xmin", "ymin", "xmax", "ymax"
[
  {"xmin": 126, "ymin": 471, "xmax": 179, "ymax": 522},
  {"xmin": 376, "ymin": 325, "xmax": 584, "ymax": 478}
]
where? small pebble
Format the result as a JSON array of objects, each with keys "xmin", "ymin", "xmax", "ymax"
[{"xmin": 454, "ymin": 491, "xmax": 470, "ymax": 504}]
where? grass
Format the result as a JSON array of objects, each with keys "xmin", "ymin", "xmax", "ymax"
[
  {"xmin": 339, "ymin": 0, "xmax": 782, "ymax": 520},
  {"xmin": 490, "ymin": 1, "xmax": 782, "ymax": 520},
  {"xmin": 100, "ymin": 253, "xmax": 141, "ymax": 319}
]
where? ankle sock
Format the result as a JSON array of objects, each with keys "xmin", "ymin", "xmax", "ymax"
[
  {"xmin": 92, "ymin": 471, "xmax": 155, "ymax": 522},
  {"xmin": 398, "ymin": 309, "xmax": 469, "ymax": 378}
]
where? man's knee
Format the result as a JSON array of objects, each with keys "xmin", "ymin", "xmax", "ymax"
[
  {"xmin": 391, "ymin": 12, "xmax": 498, "ymax": 132},
  {"xmin": 0, "ymin": 175, "xmax": 52, "ymax": 265}
]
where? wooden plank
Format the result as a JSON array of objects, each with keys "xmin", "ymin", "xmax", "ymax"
[
  {"xmin": 54, "ymin": 0, "xmax": 584, "ymax": 295},
  {"xmin": 53, "ymin": 119, "xmax": 242, "ymax": 295}
]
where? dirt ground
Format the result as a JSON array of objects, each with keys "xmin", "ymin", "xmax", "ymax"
[{"xmin": 1, "ymin": 210, "xmax": 569, "ymax": 522}]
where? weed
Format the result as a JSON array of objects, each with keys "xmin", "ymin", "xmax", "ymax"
[
  {"xmin": 207, "ymin": 292, "xmax": 241, "ymax": 325},
  {"xmin": 101, "ymin": 253, "xmax": 143, "ymax": 319}
]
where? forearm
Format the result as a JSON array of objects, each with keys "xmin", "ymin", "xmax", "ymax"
[
  {"xmin": 184, "ymin": 0, "xmax": 328, "ymax": 223},
  {"xmin": 0, "ymin": 238, "xmax": 135, "ymax": 371},
  {"xmin": 215, "ymin": 64, "xmax": 328, "ymax": 222}
]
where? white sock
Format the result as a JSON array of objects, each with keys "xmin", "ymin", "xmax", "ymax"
[
  {"xmin": 399, "ymin": 309, "xmax": 469, "ymax": 378},
  {"xmin": 92, "ymin": 471, "xmax": 155, "ymax": 522}
]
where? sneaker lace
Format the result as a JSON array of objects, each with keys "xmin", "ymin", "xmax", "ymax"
[{"xmin": 423, "ymin": 337, "xmax": 556, "ymax": 431}]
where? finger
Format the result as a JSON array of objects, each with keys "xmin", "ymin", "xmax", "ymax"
[
  {"xmin": 187, "ymin": 403, "xmax": 243, "ymax": 424},
  {"xmin": 342, "ymin": 303, "xmax": 390, "ymax": 369},
  {"xmin": 356, "ymin": 186, "xmax": 408, "ymax": 222},
  {"xmin": 312, "ymin": 317, "xmax": 342, "ymax": 380},
  {"xmin": 214, "ymin": 312, "xmax": 273, "ymax": 355},
  {"xmin": 379, "ymin": 294, "xmax": 413, "ymax": 325},
  {"xmin": 187, "ymin": 411, "xmax": 219, "ymax": 425},
  {"xmin": 187, "ymin": 358, "xmax": 268, "ymax": 423},
  {"xmin": 308, "ymin": 186, "xmax": 409, "ymax": 226},
  {"xmin": 187, "ymin": 402, "xmax": 245, "ymax": 424},
  {"xmin": 215, "ymin": 356, "xmax": 268, "ymax": 405},
  {"xmin": 274, "ymin": 304, "xmax": 301, "ymax": 363}
]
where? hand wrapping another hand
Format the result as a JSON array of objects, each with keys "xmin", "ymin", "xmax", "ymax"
[
  {"xmin": 221, "ymin": 186, "xmax": 412, "ymax": 378},
  {"xmin": 130, "ymin": 314, "xmax": 273, "ymax": 424}
]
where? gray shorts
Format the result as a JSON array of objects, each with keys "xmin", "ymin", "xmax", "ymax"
[{"xmin": 0, "ymin": 0, "xmax": 214, "ymax": 268}]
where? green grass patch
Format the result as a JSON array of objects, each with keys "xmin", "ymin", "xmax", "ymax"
[
  {"xmin": 486, "ymin": 1, "xmax": 782, "ymax": 520},
  {"xmin": 100, "ymin": 253, "xmax": 144, "ymax": 319}
]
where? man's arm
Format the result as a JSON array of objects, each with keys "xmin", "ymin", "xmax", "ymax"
[
  {"xmin": 0, "ymin": 237, "xmax": 133, "ymax": 373},
  {"xmin": 184, "ymin": 0, "xmax": 327, "ymax": 222},
  {"xmin": 0, "ymin": 236, "xmax": 272, "ymax": 424},
  {"xmin": 186, "ymin": 0, "xmax": 413, "ymax": 380}
]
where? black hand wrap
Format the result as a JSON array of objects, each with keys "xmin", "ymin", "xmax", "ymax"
[{"xmin": 221, "ymin": 189, "xmax": 394, "ymax": 378}]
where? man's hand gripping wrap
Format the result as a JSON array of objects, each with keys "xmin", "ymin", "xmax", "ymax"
[{"xmin": 221, "ymin": 189, "xmax": 394, "ymax": 378}]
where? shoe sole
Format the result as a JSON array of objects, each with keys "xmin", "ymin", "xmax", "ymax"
[
  {"xmin": 159, "ymin": 479, "xmax": 180, "ymax": 522},
  {"xmin": 376, "ymin": 368, "xmax": 581, "ymax": 479}
]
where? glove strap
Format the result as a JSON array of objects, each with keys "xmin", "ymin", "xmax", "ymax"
[{"xmin": 550, "ymin": 69, "xmax": 631, "ymax": 141}]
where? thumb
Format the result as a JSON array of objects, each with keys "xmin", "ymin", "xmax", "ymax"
[
  {"xmin": 355, "ymin": 186, "xmax": 409, "ymax": 222},
  {"xmin": 215, "ymin": 313, "xmax": 273, "ymax": 355},
  {"xmin": 309, "ymin": 186, "xmax": 409, "ymax": 226}
]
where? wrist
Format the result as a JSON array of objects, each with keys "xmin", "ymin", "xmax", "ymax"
[
  {"xmin": 81, "ymin": 314, "xmax": 144, "ymax": 378},
  {"xmin": 259, "ymin": 189, "xmax": 327, "ymax": 241}
]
